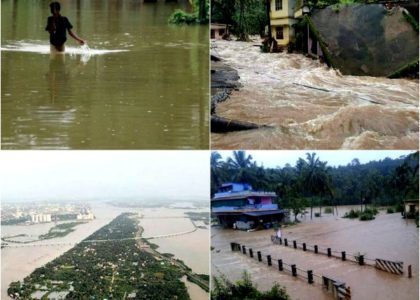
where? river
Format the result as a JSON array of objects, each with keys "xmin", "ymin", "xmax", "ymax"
[
  {"xmin": 138, "ymin": 207, "xmax": 210, "ymax": 300},
  {"xmin": 1, "ymin": 202, "xmax": 124, "ymax": 299},
  {"xmin": 1, "ymin": 0, "xmax": 209, "ymax": 149},
  {"xmin": 211, "ymin": 206, "xmax": 419, "ymax": 300},
  {"xmin": 211, "ymin": 39, "xmax": 419, "ymax": 150}
]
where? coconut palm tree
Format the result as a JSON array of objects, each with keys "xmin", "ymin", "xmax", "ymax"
[{"xmin": 227, "ymin": 150, "xmax": 253, "ymax": 170}]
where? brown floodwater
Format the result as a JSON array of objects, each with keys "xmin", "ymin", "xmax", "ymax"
[
  {"xmin": 2, "ymin": 0, "xmax": 209, "ymax": 149},
  {"xmin": 211, "ymin": 206, "xmax": 419, "ymax": 300},
  {"xmin": 133, "ymin": 207, "xmax": 210, "ymax": 300},
  {"xmin": 211, "ymin": 39, "xmax": 419, "ymax": 150}
]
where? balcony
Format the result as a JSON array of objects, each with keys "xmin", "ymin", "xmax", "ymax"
[{"xmin": 212, "ymin": 204, "xmax": 279, "ymax": 213}]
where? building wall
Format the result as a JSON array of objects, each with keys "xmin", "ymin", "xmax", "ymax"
[
  {"xmin": 270, "ymin": 0, "xmax": 298, "ymax": 46},
  {"xmin": 270, "ymin": 0, "xmax": 296, "ymax": 19},
  {"xmin": 260, "ymin": 197, "xmax": 273, "ymax": 204}
]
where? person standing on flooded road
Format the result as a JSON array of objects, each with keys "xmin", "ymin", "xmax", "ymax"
[{"xmin": 45, "ymin": 2, "xmax": 85, "ymax": 53}]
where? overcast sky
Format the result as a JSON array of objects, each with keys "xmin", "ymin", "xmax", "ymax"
[
  {"xmin": 1, "ymin": 151, "xmax": 209, "ymax": 203},
  {"xmin": 216, "ymin": 150, "xmax": 415, "ymax": 168}
]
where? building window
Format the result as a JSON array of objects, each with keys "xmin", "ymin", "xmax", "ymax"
[
  {"xmin": 275, "ymin": 0, "xmax": 282, "ymax": 10},
  {"xmin": 276, "ymin": 26, "xmax": 284, "ymax": 40}
]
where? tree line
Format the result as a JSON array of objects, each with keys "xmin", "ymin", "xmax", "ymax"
[
  {"xmin": 210, "ymin": 0, "xmax": 386, "ymax": 41},
  {"xmin": 211, "ymin": 151, "xmax": 419, "ymax": 220}
]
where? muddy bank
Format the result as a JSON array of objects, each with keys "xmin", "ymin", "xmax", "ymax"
[
  {"xmin": 211, "ymin": 39, "xmax": 419, "ymax": 149},
  {"xmin": 211, "ymin": 54, "xmax": 268, "ymax": 132}
]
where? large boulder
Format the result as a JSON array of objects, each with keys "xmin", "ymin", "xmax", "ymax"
[{"xmin": 310, "ymin": 4, "xmax": 418, "ymax": 76}]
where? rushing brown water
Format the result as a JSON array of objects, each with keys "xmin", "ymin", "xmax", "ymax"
[
  {"xmin": 211, "ymin": 207, "xmax": 419, "ymax": 300},
  {"xmin": 211, "ymin": 39, "xmax": 419, "ymax": 149}
]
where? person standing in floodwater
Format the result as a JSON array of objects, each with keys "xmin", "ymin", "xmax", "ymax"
[{"xmin": 45, "ymin": 2, "xmax": 85, "ymax": 53}]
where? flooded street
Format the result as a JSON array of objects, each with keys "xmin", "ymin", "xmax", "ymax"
[
  {"xmin": 1, "ymin": 0, "xmax": 209, "ymax": 149},
  {"xmin": 211, "ymin": 207, "xmax": 419, "ymax": 300},
  {"xmin": 1, "ymin": 203, "xmax": 124, "ymax": 299},
  {"xmin": 211, "ymin": 39, "xmax": 419, "ymax": 149}
]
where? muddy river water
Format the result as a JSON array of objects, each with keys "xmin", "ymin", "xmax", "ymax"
[
  {"xmin": 211, "ymin": 39, "xmax": 419, "ymax": 150},
  {"xmin": 1, "ymin": 0, "xmax": 209, "ymax": 149},
  {"xmin": 211, "ymin": 206, "xmax": 419, "ymax": 300}
]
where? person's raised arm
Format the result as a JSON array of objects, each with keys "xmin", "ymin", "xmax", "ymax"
[{"xmin": 68, "ymin": 29, "xmax": 85, "ymax": 45}]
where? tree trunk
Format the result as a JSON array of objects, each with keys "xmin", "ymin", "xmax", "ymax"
[
  {"xmin": 266, "ymin": 0, "xmax": 271, "ymax": 38},
  {"xmin": 198, "ymin": 0, "xmax": 206, "ymax": 23},
  {"xmin": 310, "ymin": 198, "xmax": 313, "ymax": 220}
]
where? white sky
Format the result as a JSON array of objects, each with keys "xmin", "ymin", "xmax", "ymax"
[
  {"xmin": 216, "ymin": 150, "xmax": 416, "ymax": 168},
  {"xmin": 1, "ymin": 151, "xmax": 209, "ymax": 203}
]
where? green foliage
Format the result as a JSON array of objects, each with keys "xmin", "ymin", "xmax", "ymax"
[
  {"xmin": 39, "ymin": 222, "xmax": 83, "ymax": 240},
  {"xmin": 394, "ymin": 202, "xmax": 404, "ymax": 213},
  {"xmin": 388, "ymin": 60, "xmax": 419, "ymax": 79},
  {"xmin": 212, "ymin": 272, "xmax": 291, "ymax": 300},
  {"xmin": 324, "ymin": 207, "xmax": 333, "ymax": 213},
  {"xmin": 343, "ymin": 209, "xmax": 361, "ymax": 219},
  {"xmin": 402, "ymin": 10, "xmax": 419, "ymax": 33},
  {"xmin": 343, "ymin": 207, "xmax": 377, "ymax": 221},
  {"xmin": 169, "ymin": 10, "xmax": 198, "ymax": 25},
  {"xmin": 1, "ymin": 216, "xmax": 30, "ymax": 225},
  {"xmin": 386, "ymin": 207, "xmax": 395, "ymax": 214},
  {"xmin": 169, "ymin": 0, "xmax": 209, "ymax": 25},
  {"xmin": 314, "ymin": 212, "xmax": 321, "ymax": 217},
  {"xmin": 363, "ymin": 207, "xmax": 378, "ymax": 216},
  {"xmin": 211, "ymin": 0, "xmax": 268, "ymax": 39},
  {"xmin": 359, "ymin": 212, "xmax": 375, "ymax": 221}
]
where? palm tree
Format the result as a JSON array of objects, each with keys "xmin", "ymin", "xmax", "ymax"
[
  {"xmin": 297, "ymin": 153, "xmax": 331, "ymax": 219},
  {"xmin": 211, "ymin": 152, "xmax": 223, "ymax": 195},
  {"xmin": 227, "ymin": 151, "xmax": 253, "ymax": 169}
]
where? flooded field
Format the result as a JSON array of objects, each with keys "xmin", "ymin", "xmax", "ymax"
[
  {"xmin": 1, "ymin": 203, "xmax": 124, "ymax": 299},
  {"xmin": 211, "ymin": 207, "xmax": 419, "ymax": 300},
  {"xmin": 211, "ymin": 39, "xmax": 419, "ymax": 149},
  {"xmin": 1, "ymin": 0, "xmax": 209, "ymax": 149}
]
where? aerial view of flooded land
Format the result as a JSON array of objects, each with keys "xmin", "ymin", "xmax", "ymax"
[
  {"xmin": 2, "ymin": 202, "xmax": 209, "ymax": 300},
  {"xmin": 1, "ymin": 151, "xmax": 210, "ymax": 300},
  {"xmin": 210, "ymin": 1, "xmax": 418, "ymax": 149},
  {"xmin": 210, "ymin": 150, "xmax": 419, "ymax": 300},
  {"xmin": 1, "ymin": 0, "xmax": 209, "ymax": 149}
]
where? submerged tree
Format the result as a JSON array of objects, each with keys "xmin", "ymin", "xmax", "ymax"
[{"xmin": 212, "ymin": 272, "xmax": 291, "ymax": 300}]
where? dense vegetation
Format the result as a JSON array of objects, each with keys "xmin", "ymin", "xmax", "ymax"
[
  {"xmin": 39, "ymin": 222, "xmax": 84, "ymax": 240},
  {"xmin": 211, "ymin": 0, "xmax": 388, "ymax": 42},
  {"xmin": 169, "ymin": 0, "xmax": 209, "ymax": 24},
  {"xmin": 8, "ymin": 213, "xmax": 191, "ymax": 299},
  {"xmin": 211, "ymin": 151, "xmax": 419, "ymax": 220},
  {"xmin": 211, "ymin": 0, "xmax": 267, "ymax": 40},
  {"xmin": 1, "ymin": 216, "xmax": 30, "ymax": 225},
  {"xmin": 212, "ymin": 272, "xmax": 291, "ymax": 300}
]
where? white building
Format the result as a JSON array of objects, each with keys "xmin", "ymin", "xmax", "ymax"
[
  {"xmin": 31, "ymin": 214, "xmax": 52, "ymax": 223},
  {"xmin": 77, "ymin": 212, "xmax": 95, "ymax": 220}
]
